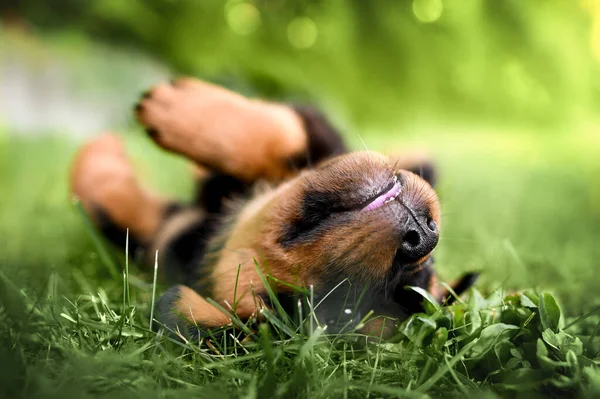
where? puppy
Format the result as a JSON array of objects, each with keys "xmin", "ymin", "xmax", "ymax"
[{"xmin": 71, "ymin": 78, "xmax": 478, "ymax": 338}]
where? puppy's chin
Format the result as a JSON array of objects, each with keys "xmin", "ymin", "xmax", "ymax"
[{"xmin": 389, "ymin": 252, "xmax": 432, "ymax": 281}]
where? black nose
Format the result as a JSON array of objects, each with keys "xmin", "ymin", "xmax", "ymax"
[{"xmin": 399, "ymin": 216, "xmax": 439, "ymax": 261}]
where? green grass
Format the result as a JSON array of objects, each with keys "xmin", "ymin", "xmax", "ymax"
[{"xmin": 1, "ymin": 125, "xmax": 600, "ymax": 398}]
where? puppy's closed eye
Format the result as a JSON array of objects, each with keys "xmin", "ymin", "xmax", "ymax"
[{"xmin": 278, "ymin": 189, "xmax": 341, "ymax": 246}]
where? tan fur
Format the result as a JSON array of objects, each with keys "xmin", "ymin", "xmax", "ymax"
[
  {"xmin": 135, "ymin": 78, "xmax": 307, "ymax": 182},
  {"xmin": 359, "ymin": 317, "xmax": 400, "ymax": 338},
  {"xmin": 174, "ymin": 285, "xmax": 233, "ymax": 328},
  {"xmin": 202, "ymin": 180, "xmax": 300, "ymax": 317},
  {"xmin": 70, "ymin": 134, "xmax": 166, "ymax": 243},
  {"xmin": 190, "ymin": 164, "xmax": 209, "ymax": 180}
]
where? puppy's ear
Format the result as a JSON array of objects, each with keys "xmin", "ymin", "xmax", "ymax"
[
  {"xmin": 438, "ymin": 272, "xmax": 480, "ymax": 304},
  {"xmin": 405, "ymin": 161, "xmax": 437, "ymax": 188},
  {"xmin": 388, "ymin": 152, "xmax": 437, "ymax": 187}
]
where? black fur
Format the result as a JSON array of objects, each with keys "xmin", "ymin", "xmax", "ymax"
[
  {"xmin": 405, "ymin": 162, "xmax": 437, "ymax": 187},
  {"xmin": 444, "ymin": 272, "xmax": 480, "ymax": 304},
  {"xmin": 392, "ymin": 259, "xmax": 436, "ymax": 314},
  {"xmin": 92, "ymin": 206, "xmax": 143, "ymax": 254},
  {"xmin": 154, "ymin": 285, "xmax": 200, "ymax": 339},
  {"xmin": 288, "ymin": 104, "xmax": 348, "ymax": 170},
  {"xmin": 161, "ymin": 211, "xmax": 221, "ymax": 288},
  {"xmin": 91, "ymin": 202, "xmax": 181, "ymax": 257},
  {"xmin": 278, "ymin": 189, "xmax": 340, "ymax": 246},
  {"xmin": 154, "ymin": 285, "xmax": 184, "ymax": 332},
  {"xmin": 194, "ymin": 173, "xmax": 249, "ymax": 214},
  {"xmin": 253, "ymin": 260, "xmax": 438, "ymax": 335}
]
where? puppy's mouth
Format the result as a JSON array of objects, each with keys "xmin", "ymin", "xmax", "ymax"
[{"xmin": 362, "ymin": 176, "xmax": 402, "ymax": 212}]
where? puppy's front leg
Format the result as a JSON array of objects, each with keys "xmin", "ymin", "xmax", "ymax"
[
  {"xmin": 134, "ymin": 78, "xmax": 303, "ymax": 182},
  {"xmin": 436, "ymin": 272, "xmax": 480, "ymax": 304},
  {"xmin": 155, "ymin": 284, "xmax": 261, "ymax": 336},
  {"xmin": 134, "ymin": 78, "xmax": 346, "ymax": 182}
]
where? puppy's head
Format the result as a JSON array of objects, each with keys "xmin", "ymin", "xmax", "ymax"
[{"xmin": 265, "ymin": 151, "xmax": 440, "ymax": 294}]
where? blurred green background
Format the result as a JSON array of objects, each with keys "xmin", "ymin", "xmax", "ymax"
[
  {"xmin": 2, "ymin": 0, "xmax": 600, "ymax": 313},
  {"xmin": 5, "ymin": 0, "xmax": 600, "ymax": 130},
  {"xmin": 3, "ymin": 1, "xmax": 600, "ymax": 397}
]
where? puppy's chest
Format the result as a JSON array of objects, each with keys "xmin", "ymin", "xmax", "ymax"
[{"xmin": 191, "ymin": 188, "xmax": 278, "ymax": 294}]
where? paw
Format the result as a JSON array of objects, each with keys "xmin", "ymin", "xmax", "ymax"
[
  {"xmin": 71, "ymin": 134, "xmax": 136, "ymax": 223},
  {"xmin": 134, "ymin": 79, "xmax": 247, "ymax": 158},
  {"xmin": 70, "ymin": 133, "xmax": 165, "ymax": 243},
  {"xmin": 134, "ymin": 78, "xmax": 307, "ymax": 182},
  {"xmin": 154, "ymin": 284, "xmax": 232, "ymax": 339},
  {"xmin": 441, "ymin": 272, "xmax": 481, "ymax": 304},
  {"xmin": 154, "ymin": 285, "xmax": 199, "ymax": 338}
]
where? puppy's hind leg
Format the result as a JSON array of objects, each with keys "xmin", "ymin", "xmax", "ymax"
[
  {"xmin": 71, "ymin": 134, "xmax": 222, "ymax": 282},
  {"xmin": 70, "ymin": 133, "xmax": 170, "ymax": 255}
]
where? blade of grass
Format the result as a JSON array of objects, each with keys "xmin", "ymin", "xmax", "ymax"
[
  {"xmin": 440, "ymin": 282, "xmax": 465, "ymax": 305},
  {"xmin": 297, "ymin": 298, "xmax": 304, "ymax": 336},
  {"xmin": 125, "ymin": 228, "xmax": 130, "ymax": 307},
  {"xmin": 253, "ymin": 259, "xmax": 293, "ymax": 326},
  {"xmin": 586, "ymin": 319, "xmax": 600, "ymax": 353},
  {"xmin": 232, "ymin": 264, "xmax": 242, "ymax": 312},
  {"xmin": 260, "ymin": 307, "xmax": 297, "ymax": 338},
  {"xmin": 296, "ymin": 325, "xmax": 327, "ymax": 362},
  {"xmin": 205, "ymin": 297, "xmax": 255, "ymax": 338},
  {"xmin": 149, "ymin": 250, "xmax": 159, "ymax": 330},
  {"xmin": 415, "ymin": 339, "xmax": 477, "ymax": 393},
  {"xmin": 407, "ymin": 286, "xmax": 440, "ymax": 310},
  {"xmin": 367, "ymin": 321, "xmax": 388, "ymax": 398},
  {"xmin": 313, "ymin": 278, "xmax": 350, "ymax": 310},
  {"xmin": 564, "ymin": 306, "xmax": 600, "ymax": 330},
  {"xmin": 443, "ymin": 355, "xmax": 470, "ymax": 395}
]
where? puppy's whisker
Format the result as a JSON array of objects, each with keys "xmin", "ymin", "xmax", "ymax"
[
  {"xmin": 357, "ymin": 131, "xmax": 370, "ymax": 154},
  {"xmin": 356, "ymin": 131, "xmax": 375, "ymax": 167}
]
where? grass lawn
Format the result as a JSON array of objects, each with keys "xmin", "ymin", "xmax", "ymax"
[{"xmin": 1, "ymin": 123, "xmax": 600, "ymax": 398}]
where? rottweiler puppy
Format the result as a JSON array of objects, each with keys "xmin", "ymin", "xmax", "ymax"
[{"xmin": 71, "ymin": 78, "xmax": 478, "ymax": 338}]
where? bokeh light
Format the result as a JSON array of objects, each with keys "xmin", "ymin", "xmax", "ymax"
[
  {"xmin": 412, "ymin": 0, "xmax": 443, "ymax": 23},
  {"xmin": 225, "ymin": 1, "xmax": 261, "ymax": 36},
  {"xmin": 287, "ymin": 17, "xmax": 318, "ymax": 49}
]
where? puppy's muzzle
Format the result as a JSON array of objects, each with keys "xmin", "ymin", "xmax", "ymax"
[{"xmin": 399, "ymin": 212, "xmax": 439, "ymax": 261}]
